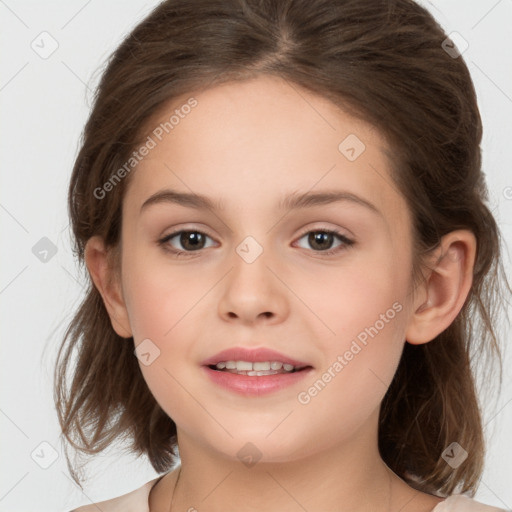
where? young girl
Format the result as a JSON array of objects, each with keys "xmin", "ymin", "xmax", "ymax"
[{"xmin": 55, "ymin": 0, "xmax": 511, "ymax": 511}]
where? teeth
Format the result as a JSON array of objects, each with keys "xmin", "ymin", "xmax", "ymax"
[
  {"xmin": 253, "ymin": 362, "xmax": 270, "ymax": 371},
  {"xmin": 247, "ymin": 370, "xmax": 280, "ymax": 376},
  {"xmin": 214, "ymin": 360, "xmax": 299, "ymax": 373}
]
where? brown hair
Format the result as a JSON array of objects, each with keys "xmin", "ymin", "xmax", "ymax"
[{"xmin": 54, "ymin": 0, "xmax": 510, "ymax": 496}]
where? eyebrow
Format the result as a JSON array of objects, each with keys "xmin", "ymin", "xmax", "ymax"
[{"xmin": 139, "ymin": 188, "xmax": 381, "ymax": 216}]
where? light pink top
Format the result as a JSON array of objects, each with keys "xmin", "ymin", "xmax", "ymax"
[{"xmin": 70, "ymin": 476, "xmax": 510, "ymax": 512}]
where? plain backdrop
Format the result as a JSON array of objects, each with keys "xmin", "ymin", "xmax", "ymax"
[{"xmin": 1, "ymin": 1, "xmax": 511, "ymax": 510}]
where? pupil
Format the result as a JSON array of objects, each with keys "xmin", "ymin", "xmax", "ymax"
[
  {"xmin": 309, "ymin": 231, "xmax": 332, "ymax": 251},
  {"xmin": 182, "ymin": 231, "xmax": 203, "ymax": 250}
]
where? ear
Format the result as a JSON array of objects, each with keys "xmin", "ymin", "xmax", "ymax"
[
  {"xmin": 84, "ymin": 235, "xmax": 133, "ymax": 339},
  {"xmin": 405, "ymin": 229, "xmax": 476, "ymax": 345}
]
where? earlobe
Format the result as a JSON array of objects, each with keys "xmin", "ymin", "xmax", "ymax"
[
  {"xmin": 405, "ymin": 230, "xmax": 476, "ymax": 345},
  {"xmin": 84, "ymin": 236, "xmax": 133, "ymax": 339}
]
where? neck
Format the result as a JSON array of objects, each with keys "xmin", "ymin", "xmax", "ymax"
[{"xmin": 170, "ymin": 413, "xmax": 394, "ymax": 512}]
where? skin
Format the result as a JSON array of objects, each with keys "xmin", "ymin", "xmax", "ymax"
[{"xmin": 85, "ymin": 75, "xmax": 476, "ymax": 512}]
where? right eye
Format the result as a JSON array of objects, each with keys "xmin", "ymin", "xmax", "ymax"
[{"xmin": 158, "ymin": 230, "xmax": 217, "ymax": 257}]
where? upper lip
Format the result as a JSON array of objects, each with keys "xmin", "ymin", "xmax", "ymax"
[{"xmin": 201, "ymin": 347, "xmax": 311, "ymax": 368}]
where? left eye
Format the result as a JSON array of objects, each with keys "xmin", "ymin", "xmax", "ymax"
[
  {"xmin": 294, "ymin": 229, "xmax": 354, "ymax": 254},
  {"xmin": 158, "ymin": 229, "xmax": 354, "ymax": 256}
]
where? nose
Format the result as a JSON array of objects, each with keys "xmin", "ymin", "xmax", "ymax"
[{"xmin": 217, "ymin": 246, "xmax": 290, "ymax": 326}]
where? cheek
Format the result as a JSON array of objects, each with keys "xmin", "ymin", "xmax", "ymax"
[
  {"xmin": 122, "ymin": 249, "xmax": 207, "ymax": 342},
  {"xmin": 298, "ymin": 252, "xmax": 408, "ymax": 417},
  {"xmin": 121, "ymin": 252, "xmax": 219, "ymax": 428},
  {"xmin": 295, "ymin": 302, "xmax": 406, "ymax": 451},
  {"xmin": 306, "ymin": 246, "xmax": 409, "ymax": 351}
]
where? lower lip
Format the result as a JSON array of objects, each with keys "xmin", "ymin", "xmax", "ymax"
[{"xmin": 202, "ymin": 366, "xmax": 313, "ymax": 396}]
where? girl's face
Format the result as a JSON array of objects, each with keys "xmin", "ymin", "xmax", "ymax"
[{"xmin": 116, "ymin": 75, "xmax": 420, "ymax": 462}]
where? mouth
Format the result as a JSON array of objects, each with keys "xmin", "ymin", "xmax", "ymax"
[
  {"xmin": 207, "ymin": 360, "xmax": 311, "ymax": 376},
  {"xmin": 201, "ymin": 347, "xmax": 314, "ymax": 395}
]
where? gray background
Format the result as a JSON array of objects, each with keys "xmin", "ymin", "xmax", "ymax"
[{"xmin": 1, "ymin": 0, "xmax": 511, "ymax": 510}]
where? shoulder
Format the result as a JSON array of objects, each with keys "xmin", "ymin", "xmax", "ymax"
[
  {"xmin": 69, "ymin": 476, "xmax": 162, "ymax": 512},
  {"xmin": 433, "ymin": 495, "xmax": 510, "ymax": 512}
]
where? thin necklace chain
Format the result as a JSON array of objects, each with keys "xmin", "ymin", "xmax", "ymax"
[
  {"xmin": 167, "ymin": 466, "xmax": 181, "ymax": 512},
  {"xmin": 168, "ymin": 465, "xmax": 393, "ymax": 512}
]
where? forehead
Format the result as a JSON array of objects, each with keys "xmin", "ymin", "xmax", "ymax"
[{"xmin": 123, "ymin": 75, "xmax": 409, "ymax": 232}]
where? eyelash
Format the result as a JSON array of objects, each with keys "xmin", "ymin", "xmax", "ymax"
[{"xmin": 157, "ymin": 227, "xmax": 355, "ymax": 258}]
